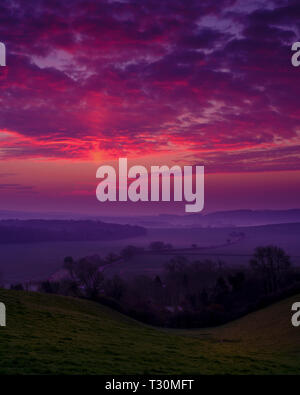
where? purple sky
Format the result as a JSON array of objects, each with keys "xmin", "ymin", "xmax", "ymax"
[{"xmin": 0, "ymin": 0, "xmax": 299, "ymax": 215}]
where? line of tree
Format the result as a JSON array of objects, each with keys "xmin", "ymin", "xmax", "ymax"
[{"xmin": 29, "ymin": 245, "xmax": 300, "ymax": 328}]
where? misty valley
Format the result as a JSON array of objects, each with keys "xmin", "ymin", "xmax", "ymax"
[{"xmin": 1, "ymin": 211, "xmax": 300, "ymax": 329}]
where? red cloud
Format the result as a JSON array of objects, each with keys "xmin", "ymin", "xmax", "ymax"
[{"xmin": 0, "ymin": 0, "xmax": 299, "ymax": 173}]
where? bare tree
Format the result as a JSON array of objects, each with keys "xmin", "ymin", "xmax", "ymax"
[
  {"xmin": 250, "ymin": 246, "xmax": 291, "ymax": 294},
  {"xmin": 73, "ymin": 259, "xmax": 104, "ymax": 299},
  {"xmin": 104, "ymin": 275, "xmax": 126, "ymax": 301},
  {"xmin": 63, "ymin": 256, "xmax": 76, "ymax": 278}
]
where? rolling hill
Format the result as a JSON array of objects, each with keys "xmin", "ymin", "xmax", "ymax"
[
  {"xmin": 0, "ymin": 220, "xmax": 146, "ymax": 244},
  {"xmin": 0, "ymin": 289, "xmax": 299, "ymax": 374}
]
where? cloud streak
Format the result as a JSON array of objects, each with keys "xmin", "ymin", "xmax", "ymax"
[{"xmin": 0, "ymin": 0, "xmax": 299, "ymax": 172}]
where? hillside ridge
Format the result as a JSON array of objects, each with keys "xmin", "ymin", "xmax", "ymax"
[{"xmin": 0, "ymin": 289, "xmax": 299, "ymax": 374}]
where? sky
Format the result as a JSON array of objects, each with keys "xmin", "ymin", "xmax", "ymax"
[{"xmin": 0, "ymin": 0, "xmax": 299, "ymax": 215}]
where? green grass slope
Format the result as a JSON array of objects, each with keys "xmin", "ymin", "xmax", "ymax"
[{"xmin": 0, "ymin": 288, "xmax": 299, "ymax": 374}]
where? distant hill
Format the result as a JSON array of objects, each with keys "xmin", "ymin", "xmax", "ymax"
[
  {"xmin": 194, "ymin": 209, "xmax": 300, "ymax": 227},
  {"xmin": 2, "ymin": 208, "xmax": 300, "ymax": 228},
  {"xmin": 97, "ymin": 209, "xmax": 300, "ymax": 228},
  {"xmin": 0, "ymin": 220, "xmax": 146, "ymax": 243},
  {"xmin": 0, "ymin": 209, "xmax": 89, "ymax": 220},
  {"xmin": 0, "ymin": 289, "xmax": 299, "ymax": 374}
]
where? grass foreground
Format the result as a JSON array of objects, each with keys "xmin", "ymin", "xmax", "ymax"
[{"xmin": 0, "ymin": 288, "xmax": 299, "ymax": 374}]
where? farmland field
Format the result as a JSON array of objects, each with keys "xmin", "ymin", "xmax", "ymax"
[{"xmin": 1, "ymin": 223, "xmax": 300, "ymax": 285}]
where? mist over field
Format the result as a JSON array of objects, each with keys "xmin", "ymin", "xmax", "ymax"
[{"xmin": 1, "ymin": 210, "xmax": 300, "ymax": 286}]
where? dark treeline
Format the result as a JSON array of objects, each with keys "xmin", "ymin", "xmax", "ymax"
[
  {"xmin": 25, "ymin": 243, "xmax": 300, "ymax": 329},
  {"xmin": 0, "ymin": 220, "xmax": 146, "ymax": 243}
]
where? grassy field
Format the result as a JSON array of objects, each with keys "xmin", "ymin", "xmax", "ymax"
[{"xmin": 0, "ymin": 288, "xmax": 299, "ymax": 374}]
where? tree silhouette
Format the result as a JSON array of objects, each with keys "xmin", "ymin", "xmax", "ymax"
[{"xmin": 250, "ymin": 245, "xmax": 291, "ymax": 294}]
